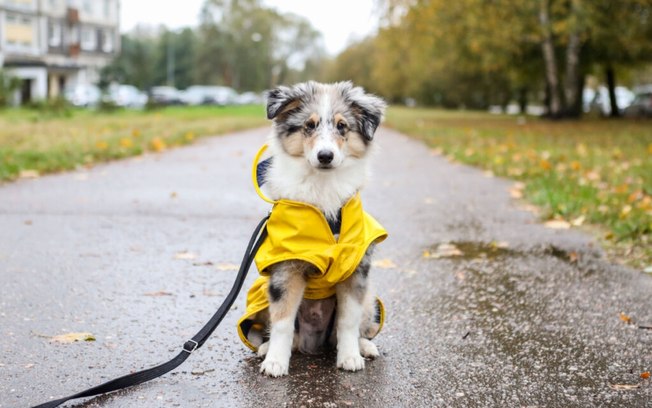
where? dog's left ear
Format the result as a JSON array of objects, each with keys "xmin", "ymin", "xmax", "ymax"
[
  {"xmin": 343, "ymin": 83, "xmax": 387, "ymax": 141},
  {"xmin": 266, "ymin": 82, "xmax": 315, "ymax": 120}
]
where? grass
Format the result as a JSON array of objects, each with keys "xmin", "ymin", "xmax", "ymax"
[
  {"xmin": 385, "ymin": 106, "xmax": 652, "ymax": 270},
  {"xmin": 0, "ymin": 105, "xmax": 267, "ymax": 182}
]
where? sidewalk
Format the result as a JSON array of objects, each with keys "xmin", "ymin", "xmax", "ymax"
[{"xmin": 1, "ymin": 127, "xmax": 650, "ymax": 407}]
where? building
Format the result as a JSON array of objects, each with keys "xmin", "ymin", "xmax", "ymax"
[{"xmin": 0, "ymin": 0, "xmax": 120, "ymax": 104}]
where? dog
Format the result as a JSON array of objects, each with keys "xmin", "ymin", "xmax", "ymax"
[{"xmin": 244, "ymin": 81, "xmax": 387, "ymax": 377}]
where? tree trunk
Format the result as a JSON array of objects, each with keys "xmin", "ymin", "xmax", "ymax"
[
  {"xmin": 518, "ymin": 87, "xmax": 528, "ymax": 114},
  {"xmin": 605, "ymin": 65, "xmax": 620, "ymax": 118},
  {"xmin": 539, "ymin": 0, "xmax": 562, "ymax": 118},
  {"xmin": 564, "ymin": 31, "xmax": 581, "ymax": 117}
]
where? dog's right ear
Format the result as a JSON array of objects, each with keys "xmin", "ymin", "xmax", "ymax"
[{"xmin": 266, "ymin": 86, "xmax": 301, "ymax": 120}]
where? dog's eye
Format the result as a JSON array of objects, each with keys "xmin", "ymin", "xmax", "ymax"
[
  {"xmin": 336, "ymin": 122, "xmax": 347, "ymax": 133},
  {"xmin": 305, "ymin": 121, "xmax": 316, "ymax": 131}
]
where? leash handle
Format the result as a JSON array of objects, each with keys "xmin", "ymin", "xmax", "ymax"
[{"xmin": 32, "ymin": 215, "xmax": 269, "ymax": 408}]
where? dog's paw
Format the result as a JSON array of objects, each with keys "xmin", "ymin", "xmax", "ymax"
[
  {"xmin": 257, "ymin": 341, "xmax": 269, "ymax": 358},
  {"xmin": 359, "ymin": 338, "xmax": 379, "ymax": 358},
  {"xmin": 337, "ymin": 353, "xmax": 365, "ymax": 371},
  {"xmin": 260, "ymin": 357, "xmax": 289, "ymax": 377}
]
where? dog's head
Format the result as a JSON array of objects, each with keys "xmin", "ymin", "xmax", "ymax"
[{"xmin": 266, "ymin": 81, "xmax": 386, "ymax": 170}]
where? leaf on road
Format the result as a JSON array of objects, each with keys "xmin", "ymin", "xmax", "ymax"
[
  {"xmin": 215, "ymin": 263, "xmax": 238, "ymax": 271},
  {"xmin": 641, "ymin": 371, "xmax": 650, "ymax": 379},
  {"xmin": 175, "ymin": 251, "xmax": 197, "ymax": 260},
  {"xmin": 373, "ymin": 258, "xmax": 397, "ymax": 269},
  {"xmin": 51, "ymin": 332, "xmax": 96, "ymax": 343},
  {"xmin": 19, "ymin": 169, "xmax": 40, "ymax": 179},
  {"xmin": 619, "ymin": 312, "xmax": 633, "ymax": 324},
  {"xmin": 424, "ymin": 243, "xmax": 463, "ymax": 259},
  {"xmin": 144, "ymin": 290, "xmax": 173, "ymax": 297},
  {"xmin": 608, "ymin": 383, "xmax": 640, "ymax": 390},
  {"xmin": 544, "ymin": 219, "xmax": 571, "ymax": 229},
  {"xmin": 571, "ymin": 216, "xmax": 586, "ymax": 226}
]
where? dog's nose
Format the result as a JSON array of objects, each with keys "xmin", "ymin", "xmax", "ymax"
[{"xmin": 317, "ymin": 150, "xmax": 334, "ymax": 164}]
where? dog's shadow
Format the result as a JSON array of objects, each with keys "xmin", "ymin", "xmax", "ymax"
[{"xmin": 240, "ymin": 352, "xmax": 387, "ymax": 405}]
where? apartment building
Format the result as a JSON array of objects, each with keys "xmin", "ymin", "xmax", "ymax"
[{"xmin": 0, "ymin": 0, "xmax": 120, "ymax": 103}]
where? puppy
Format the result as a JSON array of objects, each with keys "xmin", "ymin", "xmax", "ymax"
[{"xmin": 256, "ymin": 81, "xmax": 386, "ymax": 377}]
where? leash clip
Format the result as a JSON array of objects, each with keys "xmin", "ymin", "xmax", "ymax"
[{"xmin": 182, "ymin": 339, "xmax": 199, "ymax": 354}]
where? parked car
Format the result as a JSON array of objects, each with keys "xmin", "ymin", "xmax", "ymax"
[
  {"xmin": 180, "ymin": 86, "xmax": 237, "ymax": 106},
  {"xmin": 235, "ymin": 91, "xmax": 264, "ymax": 105},
  {"xmin": 63, "ymin": 84, "xmax": 101, "ymax": 107},
  {"xmin": 583, "ymin": 86, "xmax": 635, "ymax": 116},
  {"xmin": 150, "ymin": 86, "xmax": 183, "ymax": 106},
  {"xmin": 623, "ymin": 85, "xmax": 652, "ymax": 118},
  {"xmin": 105, "ymin": 84, "xmax": 148, "ymax": 108}
]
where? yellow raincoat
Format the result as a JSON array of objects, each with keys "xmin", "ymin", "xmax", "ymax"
[{"xmin": 237, "ymin": 145, "xmax": 388, "ymax": 351}]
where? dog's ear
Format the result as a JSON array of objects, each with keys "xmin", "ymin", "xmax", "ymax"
[
  {"xmin": 266, "ymin": 83, "xmax": 313, "ymax": 120},
  {"xmin": 342, "ymin": 83, "xmax": 387, "ymax": 141}
]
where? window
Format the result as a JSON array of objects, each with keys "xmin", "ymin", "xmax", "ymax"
[
  {"xmin": 48, "ymin": 22, "xmax": 62, "ymax": 47},
  {"xmin": 102, "ymin": 30, "xmax": 114, "ymax": 53},
  {"xmin": 81, "ymin": 26, "xmax": 97, "ymax": 50},
  {"xmin": 5, "ymin": 13, "xmax": 34, "ymax": 47},
  {"xmin": 83, "ymin": 0, "xmax": 92, "ymax": 14},
  {"xmin": 104, "ymin": 0, "xmax": 111, "ymax": 19}
]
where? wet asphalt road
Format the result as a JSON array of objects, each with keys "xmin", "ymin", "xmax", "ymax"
[{"xmin": 1, "ymin": 127, "xmax": 651, "ymax": 408}]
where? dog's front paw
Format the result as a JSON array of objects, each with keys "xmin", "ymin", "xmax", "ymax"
[
  {"xmin": 257, "ymin": 341, "xmax": 269, "ymax": 358},
  {"xmin": 260, "ymin": 357, "xmax": 289, "ymax": 377},
  {"xmin": 359, "ymin": 338, "xmax": 379, "ymax": 358},
  {"xmin": 337, "ymin": 353, "xmax": 365, "ymax": 371}
]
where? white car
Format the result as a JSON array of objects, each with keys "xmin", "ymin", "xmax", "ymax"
[
  {"xmin": 105, "ymin": 84, "xmax": 148, "ymax": 108},
  {"xmin": 180, "ymin": 86, "xmax": 238, "ymax": 106},
  {"xmin": 583, "ymin": 86, "xmax": 635, "ymax": 115},
  {"xmin": 64, "ymin": 84, "xmax": 101, "ymax": 107}
]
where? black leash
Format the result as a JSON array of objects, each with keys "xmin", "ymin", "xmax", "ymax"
[{"xmin": 32, "ymin": 215, "xmax": 269, "ymax": 408}]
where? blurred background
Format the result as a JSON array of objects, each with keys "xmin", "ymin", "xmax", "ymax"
[
  {"xmin": 1, "ymin": 0, "xmax": 650, "ymax": 116},
  {"xmin": 0, "ymin": 0, "xmax": 651, "ymax": 268}
]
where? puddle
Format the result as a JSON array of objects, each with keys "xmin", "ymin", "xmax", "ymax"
[{"xmin": 424, "ymin": 241, "xmax": 515, "ymax": 261}]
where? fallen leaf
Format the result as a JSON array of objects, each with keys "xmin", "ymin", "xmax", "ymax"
[
  {"xmin": 544, "ymin": 220, "xmax": 571, "ymax": 229},
  {"xmin": 19, "ymin": 169, "xmax": 40, "ymax": 179},
  {"xmin": 150, "ymin": 137, "xmax": 167, "ymax": 152},
  {"xmin": 571, "ymin": 216, "xmax": 585, "ymax": 227},
  {"xmin": 144, "ymin": 291, "xmax": 173, "ymax": 297},
  {"xmin": 119, "ymin": 137, "xmax": 133, "ymax": 148},
  {"xmin": 215, "ymin": 263, "xmax": 238, "ymax": 271},
  {"xmin": 608, "ymin": 383, "xmax": 640, "ymax": 390},
  {"xmin": 425, "ymin": 243, "xmax": 463, "ymax": 259},
  {"xmin": 191, "ymin": 368, "xmax": 215, "ymax": 376},
  {"xmin": 51, "ymin": 332, "xmax": 96, "ymax": 344},
  {"xmin": 568, "ymin": 251, "xmax": 579, "ymax": 263},
  {"xmin": 620, "ymin": 312, "xmax": 632, "ymax": 324},
  {"xmin": 24, "ymin": 363, "xmax": 35, "ymax": 369},
  {"xmin": 490, "ymin": 241, "xmax": 510, "ymax": 249},
  {"xmin": 641, "ymin": 371, "xmax": 650, "ymax": 379},
  {"xmin": 95, "ymin": 141, "xmax": 109, "ymax": 150},
  {"xmin": 175, "ymin": 251, "xmax": 197, "ymax": 260},
  {"xmin": 373, "ymin": 258, "xmax": 397, "ymax": 269},
  {"xmin": 170, "ymin": 192, "xmax": 178, "ymax": 198}
]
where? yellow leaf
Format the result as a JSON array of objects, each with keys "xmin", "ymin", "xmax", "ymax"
[
  {"xmin": 373, "ymin": 258, "xmax": 397, "ymax": 269},
  {"xmin": 175, "ymin": 251, "xmax": 196, "ymax": 260},
  {"xmin": 641, "ymin": 371, "xmax": 650, "ymax": 379},
  {"xmin": 119, "ymin": 137, "xmax": 133, "ymax": 148},
  {"xmin": 426, "ymin": 243, "xmax": 463, "ymax": 259},
  {"xmin": 150, "ymin": 137, "xmax": 167, "ymax": 152},
  {"xmin": 571, "ymin": 215, "xmax": 585, "ymax": 226},
  {"xmin": 539, "ymin": 159, "xmax": 552, "ymax": 171},
  {"xmin": 570, "ymin": 161, "xmax": 581, "ymax": 171},
  {"xmin": 19, "ymin": 169, "xmax": 40, "ymax": 179},
  {"xmin": 544, "ymin": 220, "xmax": 571, "ymax": 229},
  {"xmin": 95, "ymin": 141, "xmax": 109, "ymax": 150},
  {"xmin": 185, "ymin": 132, "xmax": 195, "ymax": 141},
  {"xmin": 619, "ymin": 312, "xmax": 632, "ymax": 324},
  {"xmin": 51, "ymin": 332, "xmax": 96, "ymax": 343},
  {"xmin": 144, "ymin": 290, "xmax": 173, "ymax": 297},
  {"xmin": 216, "ymin": 263, "xmax": 238, "ymax": 271}
]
